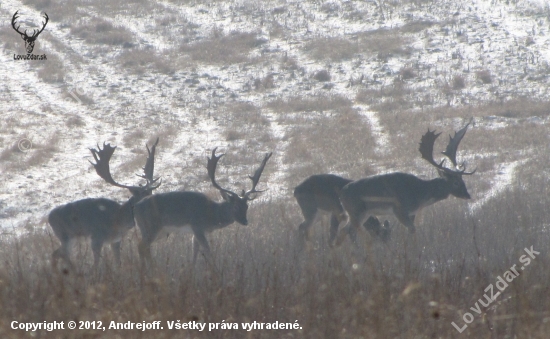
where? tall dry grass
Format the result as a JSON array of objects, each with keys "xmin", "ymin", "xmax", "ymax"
[{"xmin": 1, "ymin": 177, "xmax": 549, "ymax": 338}]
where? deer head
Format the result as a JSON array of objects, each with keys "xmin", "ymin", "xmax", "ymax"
[
  {"xmin": 207, "ymin": 148, "xmax": 272, "ymax": 225},
  {"xmin": 11, "ymin": 11, "xmax": 49, "ymax": 54},
  {"xmin": 419, "ymin": 118, "xmax": 476, "ymax": 199}
]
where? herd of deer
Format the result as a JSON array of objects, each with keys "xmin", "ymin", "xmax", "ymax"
[{"xmin": 48, "ymin": 119, "xmax": 476, "ymax": 269}]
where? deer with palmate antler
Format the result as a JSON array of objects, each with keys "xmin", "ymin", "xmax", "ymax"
[
  {"xmin": 294, "ymin": 174, "xmax": 391, "ymax": 249},
  {"xmin": 48, "ymin": 138, "xmax": 160, "ymax": 268},
  {"xmin": 134, "ymin": 148, "xmax": 272, "ymax": 268},
  {"xmin": 337, "ymin": 119, "xmax": 476, "ymax": 244}
]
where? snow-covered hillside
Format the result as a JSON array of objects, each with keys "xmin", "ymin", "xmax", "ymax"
[{"xmin": 1, "ymin": 0, "xmax": 549, "ymax": 229}]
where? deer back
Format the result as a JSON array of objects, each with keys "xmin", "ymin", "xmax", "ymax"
[
  {"xmin": 134, "ymin": 191, "xmax": 237, "ymax": 234},
  {"xmin": 342, "ymin": 172, "xmax": 455, "ymax": 212},
  {"xmin": 294, "ymin": 174, "xmax": 352, "ymax": 197},
  {"xmin": 294, "ymin": 174, "xmax": 352, "ymax": 210},
  {"xmin": 48, "ymin": 198, "xmax": 129, "ymax": 241}
]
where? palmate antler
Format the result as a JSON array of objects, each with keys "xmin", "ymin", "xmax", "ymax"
[
  {"xmin": 207, "ymin": 148, "xmax": 272, "ymax": 201},
  {"xmin": 207, "ymin": 148, "xmax": 237, "ymax": 200},
  {"xmin": 137, "ymin": 137, "xmax": 161, "ymax": 185},
  {"xmin": 89, "ymin": 139, "xmax": 161, "ymax": 195},
  {"xmin": 419, "ymin": 118, "xmax": 476, "ymax": 175},
  {"xmin": 244, "ymin": 152, "xmax": 272, "ymax": 200}
]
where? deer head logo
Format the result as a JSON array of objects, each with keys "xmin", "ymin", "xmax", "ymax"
[{"xmin": 11, "ymin": 11, "xmax": 49, "ymax": 54}]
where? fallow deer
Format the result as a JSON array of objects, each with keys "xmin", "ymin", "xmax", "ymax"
[
  {"xmin": 134, "ymin": 148, "xmax": 272, "ymax": 267},
  {"xmin": 294, "ymin": 174, "xmax": 391, "ymax": 248},
  {"xmin": 338, "ymin": 119, "xmax": 476, "ymax": 244},
  {"xmin": 48, "ymin": 138, "xmax": 160, "ymax": 268}
]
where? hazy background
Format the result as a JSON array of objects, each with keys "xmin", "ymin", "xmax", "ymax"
[{"xmin": 1, "ymin": 0, "xmax": 549, "ymax": 337}]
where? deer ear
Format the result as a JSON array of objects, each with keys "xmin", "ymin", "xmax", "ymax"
[{"xmin": 437, "ymin": 168, "xmax": 447, "ymax": 178}]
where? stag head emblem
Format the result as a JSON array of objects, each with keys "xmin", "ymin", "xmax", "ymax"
[{"xmin": 11, "ymin": 11, "xmax": 49, "ymax": 54}]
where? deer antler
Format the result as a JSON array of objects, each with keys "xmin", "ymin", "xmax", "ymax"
[
  {"xmin": 419, "ymin": 119, "xmax": 476, "ymax": 175},
  {"xmin": 11, "ymin": 11, "xmax": 48, "ymax": 39},
  {"xmin": 419, "ymin": 129, "xmax": 446, "ymax": 170},
  {"xmin": 138, "ymin": 137, "xmax": 161, "ymax": 185},
  {"xmin": 442, "ymin": 118, "xmax": 473, "ymax": 167},
  {"xmin": 90, "ymin": 140, "xmax": 160, "ymax": 194},
  {"xmin": 207, "ymin": 148, "xmax": 238, "ymax": 199},
  {"xmin": 11, "ymin": 11, "xmax": 25, "ymax": 36},
  {"xmin": 89, "ymin": 143, "xmax": 124, "ymax": 188},
  {"xmin": 243, "ymin": 152, "xmax": 272, "ymax": 199},
  {"xmin": 32, "ymin": 12, "xmax": 49, "ymax": 39}
]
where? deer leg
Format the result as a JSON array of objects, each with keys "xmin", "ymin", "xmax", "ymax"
[
  {"xmin": 138, "ymin": 239, "xmax": 153, "ymax": 269},
  {"xmin": 338, "ymin": 190, "xmax": 372, "ymax": 246},
  {"xmin": 111, "ymin": 241, "xmax": 122, "ymax": 265},
  {"xmin": 137, "ymin": 230, "xmax": 155, "ymax": 270},
  {"xmin": 380, "ymin": 220, "xmax": 392, "ymax": 243},
  {"xmin": 413, "ymin": 208, "xmax": 423, "ymax": 224},
  {"xmin": 394, "ymin": 208, "xmax": 416, "ymax": 233},
  {"xmin": 364, "ymin": 217, "xmax": 392, "ymax": 243},
  {"xmin": 91, "ymin": 237, "xmax": 104, "ymax": 268},
  {"xmin": 137, "ymin": 221, "xmax": 160, "ymax": 269},
  {"xmin": 135, "ymin": 209, "xmax": 155, "ymax": 270},
  {"xmin": 336, "ymin": 210, "xmax": 365, "ymax": 246},
  {"xmin": 363, "ymin": 216, "xmax": 381, "ymax": 238},
  {"xmin": 328, "ymin": 204, "xmax": 347, "ymax": 247},
  {"xmin": 53, "ymin": 239, "xmax": 74, "ymax": 268},
  {"xmin": 51, "ymin": 247, "xmax": 62, "ymax": 267},
  {"xmin": 51, "ymin": 225, "xmax": 72, "ymax": 264},
  {"xmin": 52, "ymin": 243, "xmax": 67, "ymax": 263},
  {"xmin": 351, "ymin": 209, "xmax": 371, "ymax": 244},
  {"xmin": 192, "ymin": 235, "xmax": 200, "ymax": 266},
  {"xmin": 297, "ymin": 217, "xmax": 316, "ymax": 248},
  {"xmin": 329, "ymin": 214, "xmax": 340, "ymax": 247},
  {"xmin": 347, "ymin": 221, "xmax": 359, "ymax": 244},
  {"xmin": 193, "ymin": 230, "xmax": 222, "ymax": 281},
  {"xmin": 296, "ymin": 196, "xmax": 317, "ymax": 247},
  {"xmin": 191, "ymin": 228, "xmax": 212, "ymax": 266}
]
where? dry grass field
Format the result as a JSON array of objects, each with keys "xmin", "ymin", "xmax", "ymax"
[
  {"xmin": 1, "ymin": 0, "xmax": 550, "ymax": 337},
  {"xmin": 1, "ymin": 101, "xmax": 550, "ymax": 338},
  {"xmin": 0, "ymin": 186, "xmax": 549, "ymax": 338}
]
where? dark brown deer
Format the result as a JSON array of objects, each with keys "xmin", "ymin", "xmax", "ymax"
[
  {"xmin": 294, "ymin": 174, "xmax": 391, "ymax": 248},
  {"xmin": 134, "ymin": 148, "xmax": 272, "ymax": 267},
  {"xmin": 11, "ymin": 11, "xmax": 49, "ymax": 53},
  {"xmin": 338, "ymin": 119, "xmax": 475, "ymax": 244},
  {"xmin": 48, "ymin": 138, "xmax": 160, "ymax": 268}
]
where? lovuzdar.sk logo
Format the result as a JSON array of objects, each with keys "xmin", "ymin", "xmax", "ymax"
[{"xmin": 12, "ymin": 10, "xmax": 48, "ymax": 61}]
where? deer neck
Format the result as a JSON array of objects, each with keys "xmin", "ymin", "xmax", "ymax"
[
  {"xmin": 119, "ymin": 196, "xmax": 141, "ymax": 229},
  {"xmin": 423, "ymin": 177, "xmax": 452, "ymax": 205},
  {"xmin": 215, "ymin": 200, "xmax": 236, "ymax": 228}
]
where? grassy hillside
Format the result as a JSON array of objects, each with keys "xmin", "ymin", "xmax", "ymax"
[{"xmin": 1, "ymin": 0, "xmax": 550, "ymax": 337}]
